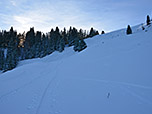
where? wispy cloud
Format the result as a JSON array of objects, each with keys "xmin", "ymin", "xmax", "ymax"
[
  {"xmin": 10, "ymin": 0, "xmax": 17, "ymax": 6},
  {"xmin": 1, "ymin": 1, "xmax": 97, "ymax": 33},
  {"xmin": 0, "ymin": 0, "xmax": 152, "ymax": 33}
]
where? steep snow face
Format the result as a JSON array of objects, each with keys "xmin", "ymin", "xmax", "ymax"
[{"xmin": 0, "ymin": 24, "xmax": 152, "ymax": 114}]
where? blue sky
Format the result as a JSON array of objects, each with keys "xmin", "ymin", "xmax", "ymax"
[{"xmin": 0, "ymin": 0, "xmax": 152, "ymax": 33}]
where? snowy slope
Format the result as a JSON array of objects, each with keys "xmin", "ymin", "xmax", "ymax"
[{"xmin": 0, "ymin": 24, "xmax": 152, "ymax": 114}]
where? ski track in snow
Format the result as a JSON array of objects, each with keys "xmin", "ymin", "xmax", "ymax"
[
  {"xmin": 35, "ymin": 60, "xmax": 62, "ymax": 114},
  {"xmin": 0, "ymin": 75, "xmax": 43, "ymax": 102},
  {"xmin": 122, "ymin": 87, "xmax": 152, "ymax": 105},
  {"xmin": 73, "ymin": 77, "xmax": 152, "ymax": 105},
  {"xmin": 73, "ymin": 77, "xmax": 152, "ymax": 104},
  {"xmin": 74, "ymin": 78, "xmax": 152, "ymax": 90},
  {"xmin": 0, "ymin": 62, "xmax": 59, "ymax": 102},
  {"xmin": 35, "ymin": 75, "xmax": 57, "ymax": 114},
  {"xmin": 0, "ymin": 61, "xmax": 63, "ymax": 114}
]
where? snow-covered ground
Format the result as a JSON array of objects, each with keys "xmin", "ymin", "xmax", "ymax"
[{"xmin": 0, "ymin": 24, "xmax": 152, "ymax": 114}]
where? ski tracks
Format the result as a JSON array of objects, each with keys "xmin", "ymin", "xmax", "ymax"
[
  {"xmin": 0, "ymin": 60, "xmax": 63, "ymax": 114},
  {"xmin": 35, "ymin": 60, "xmax": 63, "ymax": 114},
  {"xmin": 122, "ymin": 87, "xmax": 152, "ymax": 105},
  {"xmin": 74, "ymin": 78, "xmax": 152, "ymax": 90},
  {"xmin": 92, "ymin": 78, "xmax": 152, "ymax": 105},
  {"xmin": 0, "ymin": 68, "xmax": 53, "ymax": 102},
  {"xmin": 72, "ymin": 77, "xmax": 152, "ymax": 105}
]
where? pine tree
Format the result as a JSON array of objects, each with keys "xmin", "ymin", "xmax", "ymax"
[
  {"xmin": 35, "ymin": 31, "xmax": 42, "ymax": 43},
  {"xmin": 78, "ymin": 29, "xmax": 84, "ymax": 40},
  {"xmin": 0, "ymin": 32, "xmax": 3, "ymax": 47},
  {"xmin": 88, "ymin": 27, "xmax": 98, "ymax": 38},
  {"xmin": 67, "ymin": 27, "xmax": 79, "ymax": 46},
  {"xmin": 33, "ymin": 31, "xmax": 42, "ymax": 58},
  {"xmin": 67, "ymin": 27, "xmax": 74, "ymax": 46},
  {"xmin": 40, "ymin": 34, "xmax": 48, "ymax": 57},
  {"xmin": 3, "ymin": 47, "xmax": 19, "ymax": 72},
  {"xmin": 61, "ymin": 28, "xmax": 68, "ymax": 45},
  {"xmin": 126, "ymin": 25, "xmax": 132, "ymax": 35},
  {"xmin": 101, "ymin": 31, "xmax": 105, "ymax": 34},
  {"xmin": 2, "ymin": 27, "xmax": 20, "ymax": 71},
  {"xmin": 146, "ymin": 15, "xmax": 151, "ymax": 25},
  {"xmin": 58, "ymin": 37, "xmax": 65, "ymax": 52},
  {"xmin": 95, "ymin": 31, "xmax": 99, "ymax": 35},
  {"xmin": 89, "ymin": 27, "xmax": 96, "ymax": 37},
  {"xmin": 54, "ymin": 27, "xmax": 62, "ymax": 51},
  {"xmin": 0, "ymin": 49, "xmax": 4, "ymax": 70},
  {"xmin": 25, "ymin": 27, "xmax": 35, "ymax": 48},
  {"xmin": 73, "ymin": 39, "xmax": 87, "ymax": 52}
]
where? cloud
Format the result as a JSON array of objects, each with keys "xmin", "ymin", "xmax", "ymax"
[
  {"xmin": 1, "ymin": 1, "xmax": 96, "ymax": 33},
  {"xmin": 1, "ymin": 0, "xmax": 152, "ymax": 33},
  {"xmin": 10, "ymin": 0, "xmax": 17, "ymax": 6},
  {"xmin": 0, "ymin": 0, "xmax": 120, "ymax": 33}
]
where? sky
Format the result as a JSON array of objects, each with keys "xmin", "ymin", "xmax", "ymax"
[{"xmin": 0, "ymin": 0, "xmax": 152, "ymax": 33}]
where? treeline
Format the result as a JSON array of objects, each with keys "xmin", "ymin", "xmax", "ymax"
[{"xmin": 0, "ymin": 26, "xmax": 99, "ymax": 72}]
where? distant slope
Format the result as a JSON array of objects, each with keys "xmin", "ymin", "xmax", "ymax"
[{"xmin": 0, "ymin": 24, "xmax": 152, "ymax": 114}]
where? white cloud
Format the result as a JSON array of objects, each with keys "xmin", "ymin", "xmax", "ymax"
[
  {"xmin": 0, "ymin": 0, "xmax": 109, "ymax": 33},
  {"xmin": 1, "ymin": 0, "xmax": 152, "ymax": 33},
  {"xmin": 3, "ymin": 1, "xmax": 95, "ymax": 33},
  {"xmin": 10, "ymin": 0, "xmax": 17, "ymax": 6}
]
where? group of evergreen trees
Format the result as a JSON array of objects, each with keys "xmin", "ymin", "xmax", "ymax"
[
  {"xmin": 0, "ymin": 27, "xmax": 19, "ymax": 71},
  {"xmin": 126, "ymin": 15, "xmax": 151, "ymax": 35},
  {"xmin": 0, "ymin": 26, "xmax": 99, "ymax": 72},
  {"xmin": 1, "ymin": 15, "xmax": 150, "ymax": 72}
]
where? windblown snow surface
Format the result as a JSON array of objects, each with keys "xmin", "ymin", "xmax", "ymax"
[{"xmin": 0, "ymin": 24, "xmax": 152, "ymax": 114}]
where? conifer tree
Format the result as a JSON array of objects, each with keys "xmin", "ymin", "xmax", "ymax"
[
  {"xmin": 101, "ymin": 31, "xmax": 105, "ymax": 34},
  {"xmin": 25, "ymin": 27, "xmax": 35, "ymax": 48},
  {"xmin": 78, "ymin": 29, "xmax": 84, "ymax": 40},
  {"xmin": 62, "ymin": 28, "xmax": 68, "ymax": 45},
  {"xmin": 126, "ymin": 25, "xmax": 132, "ymax": 35},
  {"xmin": 95, "ymin": 31, "xmax": 99, "ymax": 35},
  {"xmin": 89, "ymin": 27, "xmax": 96, "ymax": 37},
  {"xmin": 54, "ymin": 27, "xmax": 62, "ymax": 51},
  {"xmin": 88, "ymin": 27, "xmax": 98, "ymax": 37},
  {"xmin": 0, "ymin": 49, "xmax": 4, "ymax": 70},
  {"xmin": 40, "ymin": 34, "xmax": 47, "ymax": 57},
  {"xmin": 73, "ymin": 39, "xmax": 87, "ymax": 52},
  {"xmin": 2, "ymin": 27, "xmax": 19, "ymax": 71},
  {"xmin": 58, "ymin": 37, "xmax": 65, "ymax": 52},
  {"xmin": 146, "ymin": 15, "xmax": 151, "ymax": 25},
  {"xmin": 67, "ymin": 27, "xmax": 74, "ymax": 46},
  {"xmin": 3, "ymin": 43, "xmax": 19, "ymax": 72}
]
